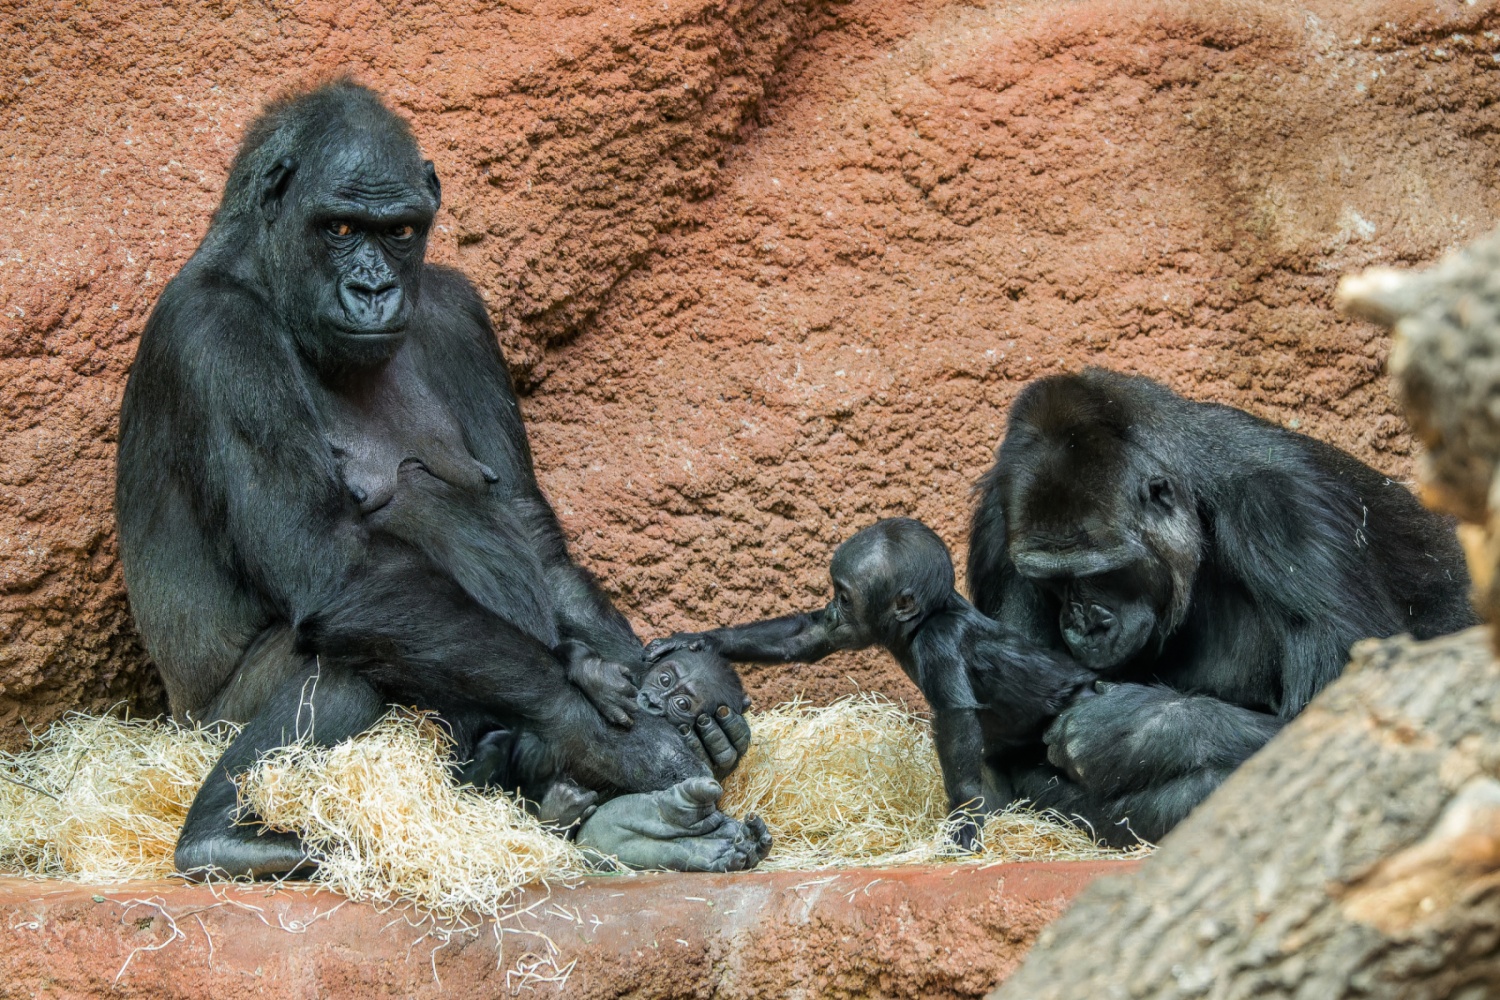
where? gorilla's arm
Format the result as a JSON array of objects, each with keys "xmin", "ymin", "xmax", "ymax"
[
  {"xmin": 645, "ymin": 609, "xmax": 868, "ymax": 665},
  {"xmin": 1042, "ymin": 683, "xmax": 1284, "ymax": 799},
  {"xmin": 1211, "ymin": 467, "xmax": 1389, "ymax": 715},
  {"xmin": 415, "ymin": 268, "xmax": 644, "ymax": 666}
]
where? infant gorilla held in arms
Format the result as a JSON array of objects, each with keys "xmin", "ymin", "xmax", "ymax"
[
  {"xmin": 647, "ymin": 518, "xmax": 1094, "ymax": 849},
  {"xmin": 460, "ymin": 644, "xmax": 755, "ymax": 843}
]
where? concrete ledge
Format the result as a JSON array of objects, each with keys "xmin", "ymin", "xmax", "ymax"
[{"xmin": 0, "ymin": 861, "xmax": 1136, "ymax": 998}]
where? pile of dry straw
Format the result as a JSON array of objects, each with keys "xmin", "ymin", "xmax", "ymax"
[{"xmin": 0, "ymin": 695, "xmax": 1133, "ymax": 922}]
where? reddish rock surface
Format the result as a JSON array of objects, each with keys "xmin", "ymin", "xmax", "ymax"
[
  {"xmin": 4, "ymin": 0, "xmax": 1500, "ymax": 733},
  {"xmin": 0, "ymin": 861, "xmax": 1134, "ymax": 998}
]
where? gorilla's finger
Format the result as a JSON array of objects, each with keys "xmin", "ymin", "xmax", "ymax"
[
  {"xmin": 658, "ymin": 777, "xmax": 724, "ymax": 827},
  {"xmin": 654, "ymin": 837, "xmax": 741, "ymax": 873},
  {"xmin": 716, "ymin": 709, "xmax": 753, "ymax": 758},
  {"xmin": 641, "ymin": 638, "xmax": 679, "ymax": 662},
  {"xmin": 696, "ymin": 715, "xmax": 739, "ymax": 776},
  {"xmin": 745, "ymin": 814, "xmax": 773, "ymax": 866},
  {"xmin": 1094, "ymin": 680, "xmax": 1118, "ymax": 694},
  {"xmin": 600, "ymin": 701, "xmax": 635, "ymax": 729}
]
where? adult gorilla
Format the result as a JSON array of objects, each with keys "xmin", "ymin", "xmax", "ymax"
[
  {"xmin": 116, "ymin": 81, "xmax": 767, "ymax": 877},
  {"xmin": 969, "ymin": 368, "xmax": 1475, "ymax": 846}
]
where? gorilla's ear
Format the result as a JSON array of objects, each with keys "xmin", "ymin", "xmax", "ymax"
[
  {"xmin": 260, "ymin": 157, "xmax": 297, "ymax": 224},
  {"xmin": 1144, "ymin": 476, "xmax": 1175, "ymax": 511},
  {"xmin": 424, "ymin": 160, "xmax": 442, "ymax": 207},
  {"xmin": 892, "ymin": 589, "xmax": 920, "ymax": 622}
]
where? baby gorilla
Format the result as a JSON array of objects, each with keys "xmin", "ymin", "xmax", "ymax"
[
  {"xmin": 639, "ymin": 645, "xmax": 753, "ymax": 732},
  {"xmin": 456, "ymin": 643, "xmax": 766, "ymax": 868},
  {"xmin": 647, "ymin": 518, "xmax": 1095, "ymax": 848}
]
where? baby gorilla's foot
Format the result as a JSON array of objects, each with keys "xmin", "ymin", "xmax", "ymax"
[
  {"xmin": 536, "ymin": 778, "xmax": 599, "ymax": 833},
  {"xmin": 575, "ymin": 777, "xmax": 773, "ymax": 872}
]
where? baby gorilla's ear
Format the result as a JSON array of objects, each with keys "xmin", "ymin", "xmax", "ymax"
[{"xmin": 892, "ymin": 588, "xmax": 921, "ymax": 622}]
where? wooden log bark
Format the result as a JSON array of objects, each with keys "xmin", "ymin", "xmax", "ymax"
[{"xmin": 990, "ymin": 626, "xmax": 1500, "ymax": 999}]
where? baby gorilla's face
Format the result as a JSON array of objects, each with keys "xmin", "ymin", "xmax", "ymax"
[{"xmin": 638, "ymin": 647, "xmax": 750, "ymax": 726}]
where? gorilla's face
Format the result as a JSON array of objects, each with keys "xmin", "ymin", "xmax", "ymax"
[
  {"xmin": 1011, "ymin": 469, "xmax": 1200, "ymax": 671},
  {"xmin": 638, "ymin": 649, "xmax": 750, "ymax": 725},
  {"xmin": 1055, "ymin": 563, "xmax": 1170, "ymax": 669},
  {"xmin": 265, "ymin": 131, "xmax": 441, "ymax": 371}
]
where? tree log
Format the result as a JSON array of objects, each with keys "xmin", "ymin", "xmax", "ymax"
[{"xmin": 991, "ymin": 626, "xmax": 1500, "ymax": 999}]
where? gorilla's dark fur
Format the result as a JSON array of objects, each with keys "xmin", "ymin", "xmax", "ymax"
[
  {"xmin": 117, "ymin": 81, "xmax": 766, "ymax": 877},
  {"xmin": 968, "ymin": 368, "xmax": 1476, "ymax": 846}
]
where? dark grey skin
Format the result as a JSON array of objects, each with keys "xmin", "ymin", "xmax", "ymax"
[
  {"xmin": 647, "ymin": 518, "xmax": 1097, "ymax": 850},
  {"xmin": 969, "ymin": 368, "xmax": 1478, "ymax": 845},
  {"xmin": 115, "ymin": 81, "xmax": 764, "ymax": 879}
]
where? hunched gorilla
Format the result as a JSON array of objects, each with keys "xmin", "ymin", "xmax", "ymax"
[
  {"xmin": 968, "ymin": 368, "xmax": 1476, "ymax": 846},
  {"xmin": 116, "ymin": 80, "xmax": 767, "ymax": 877},
  {"xmin": 647, "ymin": 518, "xmax": 1096, "ymax": 849}
]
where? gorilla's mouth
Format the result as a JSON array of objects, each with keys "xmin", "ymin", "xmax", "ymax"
[
  {"xmin": 1060, "ymin": 599, "xmax": 1156, "ymax": 669},
  {"xmin": 636, "ymin": 689, "xmax": 665, "ymax": 715}
]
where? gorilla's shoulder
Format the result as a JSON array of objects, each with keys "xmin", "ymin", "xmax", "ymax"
[
  {"xmin": 413, "ymin": 264, "xmax": 504, "ymax": 358},
  {"xmin": 418, "ymin": 264, "xmax": 489, "ymax": 319}
]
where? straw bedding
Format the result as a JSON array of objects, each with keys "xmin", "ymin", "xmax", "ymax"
[{"xmin": 0, "ymin": 696, "xmax": 1135, "ymax": 919}]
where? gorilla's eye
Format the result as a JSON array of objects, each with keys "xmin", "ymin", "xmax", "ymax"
[
  {"xmin": 673, "ymin": 697, "xmax": 691, "ymax": 713},
  {"xmin": 658, "ymin": 673, "xmax": 672, "ymax": 687},
  {"xmin": 326, "ymin": 220, "xmax": 354, "ymax": 238},
  {"xmin": 389, "ymin": 224, "xmax": 416, "ymax": 240}
]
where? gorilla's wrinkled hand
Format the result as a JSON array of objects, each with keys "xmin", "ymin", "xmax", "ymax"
[
  {"xmin": 686, "ymin": 707, "xmax": 752, "ymax": 780},
  {"xmin": 576, "ymin": 777, "xmax": 773, "ymax": 872},
  {"xmin": 1044, "ymin": 682, "xmax": 1192, "ymax": 797},
  {"xmin": 643, "ymin": 632, "xmax": 719, "ymax": 661},
  {"xmin": 560, "ymin": 643, "xmax": 638, "ymax": 729}
]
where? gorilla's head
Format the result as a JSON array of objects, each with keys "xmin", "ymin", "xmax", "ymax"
[
  {"xmin": 827, "ymin": 518, "xmax": 956, "ymax": 648},
  {"xmin": 999, "ymin": 371, "xmax": 1202, "ymax": 670},
  {"xmin": 637, "ymin": 645, "xmax": 752, "ymax": 727},
  {"xmin": 216, "ymin": 80, "xmax": 442, "ymax": 372}
]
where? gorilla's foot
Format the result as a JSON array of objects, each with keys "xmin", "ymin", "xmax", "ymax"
[
  {"xmin": 537, "ymin": 778, "xmax": 599, "ymax": 832},
  {"xmin": 174, "ymin": 828, "xmax": 313, "ymax": 881},
  {"xmin": 576, "ymin": 777, "xmax": 773, "ymax": 872}
]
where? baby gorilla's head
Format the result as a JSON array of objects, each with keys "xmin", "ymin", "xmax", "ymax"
[
  {"xmin": 638, "ymin": 645, "xmax": 751, "ymax": 727},
  {"xmin": 828, "ymin": 517, "xmax": 956, "ymax": 644}
]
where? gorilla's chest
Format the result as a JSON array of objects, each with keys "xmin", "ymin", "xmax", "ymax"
[{"xmin": 321, "ymin": 349, "xmax": 496, "ymax": 516}]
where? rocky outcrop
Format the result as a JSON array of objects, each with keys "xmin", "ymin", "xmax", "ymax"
[{"xmin": 5, "ymin": 0, "xmax": 1500, "ymax": 737}]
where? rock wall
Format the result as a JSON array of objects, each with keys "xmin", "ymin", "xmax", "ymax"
[{"xmin": 4, "ymin": 0, "xmax": 1500, "ymax": 738}]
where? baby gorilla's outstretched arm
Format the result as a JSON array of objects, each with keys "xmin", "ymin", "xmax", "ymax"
[{"xmin": 645, "ymin": 609, "xmax": 868, "ymax": 666}]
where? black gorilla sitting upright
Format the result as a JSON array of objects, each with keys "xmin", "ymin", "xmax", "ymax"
[
  {"xmin": 969, "ymin": 368, "xmax": 1476, "ymax": 846},
  {"xmin": 116, "ymin": 81, "xmax": 767, "ymax": 877}
]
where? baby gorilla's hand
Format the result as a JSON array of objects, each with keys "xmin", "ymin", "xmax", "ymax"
[
  {"xmin": 560, "ymin": 643, "xmax": 638, "ymax": 729},
  {"xmin": 643, "ymin": 632, "xmax": 718, "ymax": 661}
]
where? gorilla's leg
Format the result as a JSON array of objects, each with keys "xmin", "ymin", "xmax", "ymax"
[
  {"xmin": 175, "ymin": 663, "xmax": 385, "ymax": 880},
  {"xmin": 1014, "ymin": 762, "xmax": 1233, "ymax": 848}
]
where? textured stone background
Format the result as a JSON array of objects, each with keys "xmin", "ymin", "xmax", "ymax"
[{"xmin": 3, "ymin": 0, "xmax": 1499, "ymax": 741}]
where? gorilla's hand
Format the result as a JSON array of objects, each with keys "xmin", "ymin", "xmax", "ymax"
[
  {"xmin": 575, "ymin": 777, "xmax": 772, "ymax": 872},
  {"xmin": 686, "ymin": 706, "xmax": 752, "ymax": 780},
  {"xmin": 643, "ymin": 632, "xmax": 719, "ymax": 661},
  {"xmin": 1043, "ymin": 682, "xmax": 1186, "ymax": 796},
  {"xmin": 1045, "ymin": 682, "xmax": 1283, "ymax": 798},
  {"xmin": 563, "ymin": 647, "xmax": 638, "ymax": 729}
]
